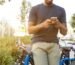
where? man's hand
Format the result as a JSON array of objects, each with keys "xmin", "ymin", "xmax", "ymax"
[
  {"xmin": 50, "ymin": 17, "xmax": 61, "ymax": 28},
  {"xmin": 40, "ymin": 19, "xmax": 55, "ymax": 28},
  {"xmin": 50, "ymin": 17, "xmax": 67, "ymax": 35},
  {"xmin": 28, "ymin": 18, "xmax": 55, "ymax": 34}
]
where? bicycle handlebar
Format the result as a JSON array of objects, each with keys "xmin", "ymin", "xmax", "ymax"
[{"xmin": 60, "ymin": 39, "xmax": 75, "ymax": 41}]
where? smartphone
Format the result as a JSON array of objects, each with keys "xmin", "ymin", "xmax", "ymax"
[{"xmin": 50, "ymin": 17, "xmax": 57, "ymax": 21}]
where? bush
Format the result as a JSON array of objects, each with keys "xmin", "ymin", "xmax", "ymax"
[
  {"xmin": 0, "ymin": 48, "xmax": 14, "ymax": 65},
  {"xmin": 0, "ymin": 36, "xmax": 31, "ymax": 65}
]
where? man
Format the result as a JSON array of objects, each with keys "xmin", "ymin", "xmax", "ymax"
[{"xmin": 28, "ymin": 0, "xmax": 67, "ymax": 65}]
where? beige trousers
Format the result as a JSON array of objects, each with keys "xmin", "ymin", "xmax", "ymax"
[{"xmin": 31, "ymin": 42, "xmax": 61, "ymax": 65}]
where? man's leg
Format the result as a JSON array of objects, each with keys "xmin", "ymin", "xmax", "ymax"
[
  {"xmin": 48, "ymin": 43, "xmax": 61, "ymax": 65},
  {"xmin": 31, "ymin": 43, "xmax": 48, "ymax": 65}
]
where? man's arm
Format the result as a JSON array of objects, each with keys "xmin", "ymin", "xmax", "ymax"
[
  {"xmin": 55, "ymin": 8, "xmax": 67, "ymax": 35},
  {"xmin": 28, "ymin": 21, "xmax": 43, "ymax": 34},
  {"xmin": 28, "ymin": 19, "xmax": 54, "ymax": 34},
  {"xmin": 58, "ymin": 22, "xmax": 67, "ymax": 35},
  {"xmin": 54, "ymin": 21, "xmax": 67, "ymax": 35},
  {"xmin": 50, "ymin": 17, "xmax": 67, "ymax": 35}
]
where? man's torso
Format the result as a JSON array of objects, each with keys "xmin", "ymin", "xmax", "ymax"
[{"xmin": 30, "ymin": 4, "xmax": 65, "ymax": 43}]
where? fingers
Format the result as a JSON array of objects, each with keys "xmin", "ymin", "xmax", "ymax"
[
  {"xmin": 45, "ymin": 19, "xmax": 52, "ymax": 24},
  {"xmin": 51, "ymin": 21, "xmax": 56, "ymax": 24},
  {"xmin": 45, "ymin": 17, "xmax": 58, "ymax": 25},
  {"xmin": 47, "ymin": 19, "xmax": 55, "ymax": 25}
]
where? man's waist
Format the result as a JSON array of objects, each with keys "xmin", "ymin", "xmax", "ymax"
[{"xmin": 31, "ymin": 37, "xmax": 58, "ymax": 43}]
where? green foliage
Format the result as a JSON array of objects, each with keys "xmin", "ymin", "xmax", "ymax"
[
  {"xmin": 70, "ymin": 14, "xmax": 75, "ymax": 28},
  {"xmin": 20, "ymin": 36, "xmax": 31, "ymax": 44},
  {"xmin": 0, "ymin": 48, "xmax": 14, "ymax": 65},
  {"xmin": 0, "ymin": 36, "xmax": 16, "ymax": 65},
  {"xmin": 0, "ymin": 0, "xmax": 11, "ymax": 5},
  {"xmin": 21, "ymin": 0, "xmax": 26, "ymax": 22},
  {"xmin": 0, "ymin": 0, "xmax": 5, "ymax": 5},
  {"xmin": 0, "ymin": 36, "xmax": 31, "ymax": 65}
]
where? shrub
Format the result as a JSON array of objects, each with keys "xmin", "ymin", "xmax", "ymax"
[
  {"xmin": 0, "ymin": 48, "xmax": 14, "ymax": 65},
  {"xmin": 0, "ymin": 36, "xmax": 31, "ymax": 65}
]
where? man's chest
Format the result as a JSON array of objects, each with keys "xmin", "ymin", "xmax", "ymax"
[{"xmin": 36, "ymin": 7, "xmax": 61, "ymax": 23}]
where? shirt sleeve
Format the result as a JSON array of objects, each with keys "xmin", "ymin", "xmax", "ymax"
[
  {"xmin": 60, "ymin": 8, "xmax": 67, "ymax": 26},
  {"xmin": 28, "ymin": 6, "xmax": 37, "ymax": 24}
]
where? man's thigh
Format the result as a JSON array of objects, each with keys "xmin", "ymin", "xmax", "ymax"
[
  {"xmin": 32, "ymin": 48, "xmax": 48, "ymax": 65},
  {"xmin": 48, "ymin": 43, "xmax": 61, "ymax": 65},
  {"xmin": 31, "ymin": 42, "xmax": 49, "ymax": 65}
]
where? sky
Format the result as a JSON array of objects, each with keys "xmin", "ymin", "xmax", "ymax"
[{"xmin": 0, "ymin": 0, "xmax": 75, "ymax": 34}]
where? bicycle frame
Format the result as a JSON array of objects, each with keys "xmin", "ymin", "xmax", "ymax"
[
  {"xmin": 23, "ymin": 55, "xmax": 31, "ymax": 65},
  {"xmin": 60, "ymin": 57, "xmax": 75, "ymax": 65}
]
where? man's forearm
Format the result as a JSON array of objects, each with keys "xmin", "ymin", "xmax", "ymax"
[
  {"xmin": 59, "ymin": 23, "xmax": 67, "ymax": 35},
  {"xmin": 28, "ymin": 24, "xmax": 44, "ymax": 34}
]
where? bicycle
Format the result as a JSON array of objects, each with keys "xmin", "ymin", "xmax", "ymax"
[
  {"xmin": 15, "ymin": 38, "xmax": 75, "ymax": 65},
  {"xmin": 14, "ymin": 39, "xmax": 34, "ymax": 65},
  {"xmin": 59, "ymin": 38, "xmax": 75, "ymax": 65}
]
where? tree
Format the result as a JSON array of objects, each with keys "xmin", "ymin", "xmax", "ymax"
[
  {"xmin": 21, "ymin": 0, "xmax": 26, "ymax": 23},
  {"xmin": 20, "ymin": 0, "xmax": 31, "ymax": 34},
  {"xmin": 0, "ymin": 0, "xmax": 11, "ymax": 5},
  {"xmin": 0, "ymin": 0, "xmax": 5, "ymax": 5},
  {"xmin": 70, "ymin": 14, "xmax": 75, "ymax": 32},
  {"xmin": 70, "ymin": 14, "xmax": 75, "ymax": 28},
  {"xmin": 20, "ymin": 0, "xmax": 31, "ymax": 23},
  {"xmin": 0, "ymin": 19, "xmax": 14, "ymax": 37}
]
